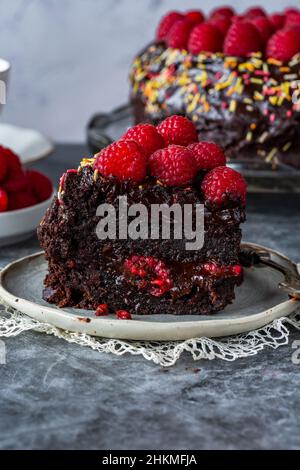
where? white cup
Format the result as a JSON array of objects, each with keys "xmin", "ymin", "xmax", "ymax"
[{"xmin": 0, "ymin": 58, "xmax": 10, "ymax": 112}]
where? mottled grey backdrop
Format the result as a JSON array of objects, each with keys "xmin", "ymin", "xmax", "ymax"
[{"xmin": 0, "ymin": 0, "xmax": 299, "ymax": 141}]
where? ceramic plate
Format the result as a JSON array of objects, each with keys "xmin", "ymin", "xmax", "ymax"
[
  {"xmin": 0, "ymin": 243, "xmax": 299, "ymax": 341},
  {"xmin": 0, "ymin": 123, "xmax": 54, "ymax": 165}
]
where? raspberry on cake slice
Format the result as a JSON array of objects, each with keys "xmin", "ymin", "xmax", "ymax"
[{"xmin": 38, "ymin": 117, "xmax": 246, "ymax": 315}]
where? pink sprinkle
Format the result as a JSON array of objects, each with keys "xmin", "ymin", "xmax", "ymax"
[
  {"xmin": 221, "ymin": 101, "xmax": 228, "ymax": 109},
  {"xmin": 286, "ymin": 110, "xmax": 292, "ymax": 118},
  {"xmin": 263, "ymin": 108, "xmax": 269, "ymax": 116},
  {"xmin": 270, "ymin": 113, "xmax": 276, "ymax": 123}
]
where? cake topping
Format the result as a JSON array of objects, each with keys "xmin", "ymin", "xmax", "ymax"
[
  {"xmin": 185, "ymin": 10, "xmax": 204, "ymax": 25},
  {"xmin": 94, "ymin": 140, "xmax": 147, "ymax": 183},
  {"xmin": 121, "ymin": 123, "xmax": 164, "ymax": 158},
  {"xmin": 188, "ymin": 142, "xmax": 226, "ymax": 170},
  {"xmin": 188, "ymin": 23, "xmax": 224, "ymax": 55},
  {"xmin": 201, "ymin": 166, "xmax": 247, "ymax": 207},
  {"xmin": 209, "ymin": 7, "xmax": 235, "ymax": 20},
  {"xmin": 157, "ymin": 115, "xmax": 198, "ymax": 146},
  {"xmin": 266, "ymin": 28, "xmax": 300, "ymax": 62},
  {"xmin": 223, "ymin": 22, "xmax": 263, "ymax": 56},
  {"xmin": 245, "ymin": 7, "xmax": 266, "ymax": 19},
  {"xmin": 156, "ymin": 11, "xmax": 184, "ymax": 41},
  {"xmin": 269, "ymin": 13, "xmax": 285, "ymax": 30},
  {"xmin": 166, "ymin": 19, "xmax": 193, "ymax": 50},
  {"xmin": 149, "ymin": 145, "xmax": 197, "ymax": 187},
  {"xmin": 251, "ymin": 16, "xmax": 274, "ymax": 42}
]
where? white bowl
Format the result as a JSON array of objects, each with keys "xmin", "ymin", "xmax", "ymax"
[
  {"xmin": 0, "ymin": 192, "xmax": 54, "ymax": 247},
  {"xmin": 0, "ymin": 58, "xmax": 10, "ymax": 111}
]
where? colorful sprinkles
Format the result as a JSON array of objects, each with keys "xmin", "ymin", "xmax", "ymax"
[{"xmin": 130, "ymin": 45, "xmax": 300, "ymax": 165}]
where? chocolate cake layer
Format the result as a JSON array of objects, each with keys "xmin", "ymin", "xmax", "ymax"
[
  {"xmin": 38, "ymin": 166, "xmax": 245, "ymax": 315},
  {"xmin": 130, "ymin": 43, "xmax": 300, "ymax": 169}
]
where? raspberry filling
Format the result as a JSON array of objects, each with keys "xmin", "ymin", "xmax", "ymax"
[
  {"xmin": 123, "ymin": 255, "xmax": 174, "ymax": 297},
  {"xmin": 123, "ymin": 255, "xmax": 243, "ymax": 298}
]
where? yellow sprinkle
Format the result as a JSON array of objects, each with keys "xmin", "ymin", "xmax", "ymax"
[
  {"xmin": 243, "ymin": 97, "xmax": 253, "ymax": 104},
  {"xmin": 269, "ymin": 96, "xmax": 278, "ymax": 106},
  {"xmin": 246, "ymin": 131, "xmax": 253, "ymax": 142},
  {"xmin": 254, "ymin": 91, "xmax": 264, "ymax": 101},
  {"xmin": 250, "ymin": 123, "xmax": 257, "ymax": 130},
  {"xmin": 187, "ymin": 93, "xmax": 200, "ymax": 113},
  {"xmin": 265, "ymin": 147, "xmax": 278, "ymax": 162},
  {"xmin": 283, "ymin": 142, "xmax": 292, "ymax": 152},
  {"xmin": 93, "ymin": 169, "xmax": 99, "ymax": 182},
  {"xmin": 250, "ymin": 78, "xmax": 264, "ymax": 85},
  {"xmin": 259, "ymin": 132, "xmax": 269, "ymax": 144},
  {"xmin": 280, "ymin": 67, "xmax": 290, "ymax": 73},
  {"xmin": 229, "ymin": 100, "xmax": 237, "ymax": 113},
  {"xmin": 267, "ymin": 58, "xmax": 282, "ymax": 66}
]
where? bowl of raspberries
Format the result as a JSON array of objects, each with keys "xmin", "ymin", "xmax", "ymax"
[{"xmin": 0, "ymin": 145, "xmax": 54, "ymax": 246}]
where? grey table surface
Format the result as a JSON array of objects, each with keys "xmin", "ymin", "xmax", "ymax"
[{"xmin": 0, "ymin": 144, "xmax": 300, "ymax": 451}]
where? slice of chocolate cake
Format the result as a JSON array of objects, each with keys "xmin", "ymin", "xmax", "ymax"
[
  {"xmin": 130, "ymin": 7, "xmax": 300, "ymax": 169},
  {"xmin": 38, "ymin": 117, "xmax": 246, "ymax": 316}
]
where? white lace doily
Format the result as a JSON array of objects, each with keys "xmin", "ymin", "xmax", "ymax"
[{"xmin": 0, "ymin": 301, "xmax": 300, "ymax": 367}]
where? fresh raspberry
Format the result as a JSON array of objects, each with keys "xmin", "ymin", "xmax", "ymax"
[
  {"xmin": 266, "ymin": 28, "xmax": 300, "ymax": 62},
  {"xmin": 210, "ymin": 16, "xmax": 231, "ymax": 35},
  {"xmin": 0, "ymin": 188, "xmax": 8, "ymax": 212},
  {"xmin": 124, "ymin": 255, "xmax": 173, "ymax": 297},
  {"xmin": 149, "ymin": 145, "xmax": 197, "ymax": 187},
  {"xmin": 166, "ymin": 19, "xmax": 193, "ymax": 49},
  {"xmin": 185, "ymin": 10, "xmax": 204, "ymax": 25},
  {"xmin": 245, "ymin": 7, "xmax": 266, "ymax": 19},
  {"xmin": 121, "ymin": 123, "xmax": 164, "ymax": 158},
  {"xmin": 26, "ymin": 170, "xmax": 53, "ymax": 202},
  {"xmin": 209, "ymin": 7, "xmax": 235, "ymax": 20},
  {"xmin": 188, "ymin": 23, "xmax": 224, "ymax": 54},
  {"xmin": 0, "ymin": 146, "xmax": 22, "ymax": 178},
  {"xmin": 188, "ymin": 142, "xmax": 226, "ymax": 170},
  {"xmin": 201, "ymin": 166, "xmax": 247, "ymax": 207},
  {"xmin": 269, "ymin": 13, "xmax": 285, "ymax": 30},
  {"xmin": 224, "ymin": 22, "xmax": 263, "ymax": 56},
  {"xmin": 157, "ymin": 115, "xmax": 198, "ymax": 146},
  {"xmin": 0, "ymin": 150, "xmax": 8, "ymax": 182},
  {"xmin": 8, "ymin": 190, "xmax": 37, "ymax": 211},
  {"xmin": 251, "ymin": 16, "xmax": 274, "ymax": 43},
  {"xmin": 156, "ymin": 11, "xmax": 184, "ymax": 41},
  {"xmin": 2, "ymin": 172, "xmax": 28, "ymax": 193},
  {"xmin": 94, "ymin": 140, "xmax": 147, "ymax": 183},
  {"xmin": 231, "ymin": 15, "xmax": 246, "ymax": 23},
  {"xmin": 285, "ymin": 8, "xmax": 299, "ymax": 17},
  {"xmin": 116, "ymin": 310, "xmax": 132, "ymax": 320},
  {"xmin": 286, "ymin": 13, "xmax": 300, "ymax": 29},
  {"xmin": 95, "ymin": 304, "xmax": 109, "ymax": 316}
]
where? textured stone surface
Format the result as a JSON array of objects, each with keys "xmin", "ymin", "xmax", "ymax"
[{"xmin": 0, "ymin": 144, "xmax": 300, "ymax": 450}]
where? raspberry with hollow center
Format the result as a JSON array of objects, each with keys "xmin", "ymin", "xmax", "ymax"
[
  {"xmin": 124, "ymin": 255, "xmax": 173, "ymax": 297},
  {"xmin": 188, "ymin": 142, "xmax": 226, "ymax": 170},
  {"xmin": 157, "ymin": 115, "xmax": 198, "ymax": 147},
  {"xmin": 121, "ymin": 123, "xmax": 164, "ymax": 158},
  {"xmin": 149, "ymin": 145, "xmax": 197, "ymax": 187},
  {"xmin": 188, "ymin": 23, "xmax": 224, "ymax": 54},
  {"xmin": 251, "ymin": 16, "xmax": 274, "ymax": 43},
  {"xmin": 156, "ymin": 11, "xmax": 184, "ymax": 41},
  {"xmin": 245, "ymin": 7, "xmax": 266, "ymax": 19},
  {"xmin": 94, "ymin": 140, "xmax": 147, "ymax": 183},
  {"xmin": 209, "ymin": 7, "xmax": 235, "ymax": 20},
  {"xmin": 201, "ymin": 166, "xmax": 247, "ymax": 207},
  {"xmin": 224, "ymin": 22, "xmax": 263, "ymax": 56},
  {"xmin": 266, "ymin": 28, "xmax": 300, "ymax": 62}
]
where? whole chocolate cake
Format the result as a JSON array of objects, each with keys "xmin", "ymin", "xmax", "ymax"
[
  {"xmin": 130, "ymin": 6, "xmax": 300, "ymax": 169},
  {"xmin": 38, "ymin": 117, "xmax": 246, "ymax": 316}
]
